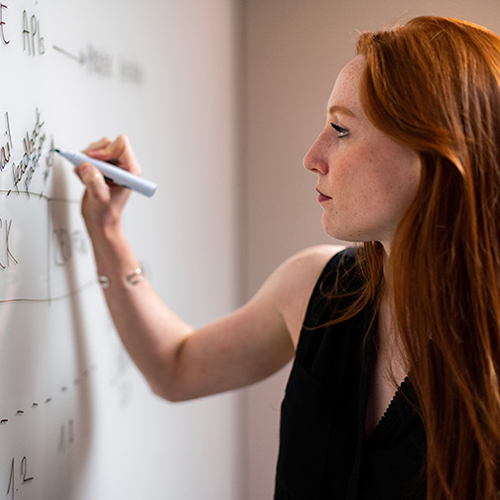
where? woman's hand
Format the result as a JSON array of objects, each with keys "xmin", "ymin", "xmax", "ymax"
[{"xmin": 75, "ymin": 135, "xmax": 142, "ymax": 237}]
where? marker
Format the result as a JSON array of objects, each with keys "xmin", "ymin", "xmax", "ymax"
[{"xmin": 56, "ymin": 149, "xmax": 157, "ymax": 197}]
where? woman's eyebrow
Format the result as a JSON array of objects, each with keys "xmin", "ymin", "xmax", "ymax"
[{"xmin": 328, "ymin": 105, "xmax": 356, "ymax": 118}]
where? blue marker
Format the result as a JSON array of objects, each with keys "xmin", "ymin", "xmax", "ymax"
[{"xmin": 56, "ymin": 149, "xmax": 158, "ymax": 198}]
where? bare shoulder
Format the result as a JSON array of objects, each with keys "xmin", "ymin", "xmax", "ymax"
[
  {"xmin": 275, "ymin": 245, "xmax": 342, "ymax": 291},
  {"xmin": 281, "ymin": 244, "xmax": 344, "ymax": 273},
  {"xmin": 262, "ymin": 244, "xmax": 346, "ymax": 348}
]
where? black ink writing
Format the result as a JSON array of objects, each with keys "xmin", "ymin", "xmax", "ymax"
[
  {"xmin": 0, "ymin": 218, "xmax": 17, "ymax": 270},
  {"xmin": 22, "ymin": 10, "xmax": 44, "ymax": 56},
  {"xmin": 0, "ymin": 3, "xmax": 9, "ymax": 45},
  {"xmin": 20, "ymin": 458, "xmax": 33, "ymax": 484},
  {"xmin": 10, "ymin": 108, "xmax": 46, "ymax": 193},
  {"xmin": 6, "ymin": 456, "xmax": 33, "ymax": 499},
  {"xmin": 1, "ymin": 111, "xmax": 13, "ymax": 172},
  {"xmin": 6, "ymin": 458, "xmax": 14, "ymax": 499}
]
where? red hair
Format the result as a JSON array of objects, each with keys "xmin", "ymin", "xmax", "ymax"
[{"xmin": 352, "ymin": 16, "xmax": 500, "ymax": 499}]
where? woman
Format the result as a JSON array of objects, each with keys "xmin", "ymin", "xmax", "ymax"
[{"xmin": 76, "ymin": 16, "xmax": 500, "ymax": 500}]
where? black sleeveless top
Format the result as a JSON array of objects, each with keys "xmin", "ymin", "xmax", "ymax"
[{"xmin": 274, "ymin": 249, "xmax": 426, "ymax": 499}]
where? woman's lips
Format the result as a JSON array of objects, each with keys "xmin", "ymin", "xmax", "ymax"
[{"xmin": 316, "ymin": 188, "xmax": 332, "ymax": 203}]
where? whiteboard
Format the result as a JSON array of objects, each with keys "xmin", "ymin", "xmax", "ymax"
[{"xmin": 0, "ymin": 1, "xmax": 242, "ymax": 498}]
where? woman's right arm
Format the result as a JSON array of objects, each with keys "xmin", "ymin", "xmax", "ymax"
[{"xmin": 76, "ymin": 136, "xmax": 337, "ymax": 401}]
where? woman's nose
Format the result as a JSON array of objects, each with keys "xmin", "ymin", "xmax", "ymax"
[{"xmin": 303, "ymin": 131, "xmax": 328, "ymax": 175}]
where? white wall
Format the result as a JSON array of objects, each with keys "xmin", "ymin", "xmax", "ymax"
[{"xmin": 241, "ymin": 1, "xmax": 500, "ymax": 498}]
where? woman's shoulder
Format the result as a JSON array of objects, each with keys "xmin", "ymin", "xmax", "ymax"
[
  {"xmin": 283, "ymin": 244, "xmax": 355, "ymax": 280},
  {"xmin": 285, "ymin": 243, "xmax": 350, "ymax": 267},
  {"xmin": 276, "ymin": 244, "xmax": 348, "ymax": 290},
  {"xmin": 248, "ymin": 245, "xmax": 353, "ymax": 348},
  {"xmin": 270, "ymin": 244, "xmax": 350, "ymax": 346}
]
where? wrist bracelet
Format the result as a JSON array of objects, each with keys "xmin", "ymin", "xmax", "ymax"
[
  {"xmin": 97, "ymin": 274, "xmax": 111, "ymax": 289},
  {"xmin": 97, "ymin": 265, "xmax": 145, "ymax": 289},
  {"xmin": 126, "ymin": 266, "xmax": 145, "ymax": 285}
]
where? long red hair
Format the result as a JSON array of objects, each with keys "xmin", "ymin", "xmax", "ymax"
[{"xmin": 351, "ymin": 16, "xmax": 500, "ymax": 499}]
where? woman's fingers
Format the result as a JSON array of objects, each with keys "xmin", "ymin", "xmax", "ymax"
[
  {"xmin": 83, "ymin": 135, "xmax": 142, "ymax": 176},
  {"xmin": 77, "ymin": 162, "xmax": 110, "ymax": 204},
  {"xmin": 83, "ymin": 137, "xmax": 113, "ymax": 154}
]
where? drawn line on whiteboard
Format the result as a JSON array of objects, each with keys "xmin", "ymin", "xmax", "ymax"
[
  {"xmin": 0, "ymin": 189, "xmax": 81, "ymax": 204},
  {"xmin": 53, "ymin": 45, "xmax": 86, "ymax": 65},
  {"xmin": 0, "ymin": 278, "xmax": 96, "ymax": 304},
  {"xmin": 0, "ymin": 365, "xmax": 99, "ymax": 427},
  {"xmin": 46, "ymin": 196, "xmax": 51, "ymax": 305},
  {"xmin": 52, "ymin": 44, "xmax": 145, "ymax": 85}
]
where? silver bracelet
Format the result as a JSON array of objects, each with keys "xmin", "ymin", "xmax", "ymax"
[
  {"xmin": 97, "ymin": 265, "xmax": 145, "ymax": 289},
  {"xmin": 126, "ymin": 266, "xmax": 145, "ymax": 285},
  {"xmin": 97, "ymin": 273, "xmax": 111, "ymax": 289}
]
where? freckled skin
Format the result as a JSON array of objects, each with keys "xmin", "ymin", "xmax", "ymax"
[{"xmin": 303, "ymin": 56, "xmax": 421, "ymax": 252}]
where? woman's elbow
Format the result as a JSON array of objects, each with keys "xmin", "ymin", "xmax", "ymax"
[{"xmin": 148, "ymin": 377, "xmax": 191, "ymax": 402}]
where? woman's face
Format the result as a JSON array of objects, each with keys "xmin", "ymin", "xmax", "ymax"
[{"xmin": 303, "ymin": 56, "xmax": 421, "ymax": 252}]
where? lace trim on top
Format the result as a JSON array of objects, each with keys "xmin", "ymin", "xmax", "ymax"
[{"xmin": 368, "ymin": 376, "xmax": 412, "ymax": 444}]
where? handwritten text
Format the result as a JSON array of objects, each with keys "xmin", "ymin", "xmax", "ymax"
[
  {"xmin": 0, "ymin": 218, "xmax": 17, "ymax": 270},
  {"xmin": 10, "ymin": 108, "xmax": 46, "ymax": 193},
  {"xmin": 0, "ymin": 3, "xmax": 9, "ymax": 45},
  {"xmin": 22, "ymin": 10, "xmax": 45, "ymax": 56},
  {"xmin": 0, "ymin": 111, "xmax": 13, "ymax": 172}
]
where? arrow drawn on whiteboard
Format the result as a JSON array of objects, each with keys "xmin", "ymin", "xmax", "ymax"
[{"xmin": 53, "ymin": 45, "xmax": 87, "ymax": 65}]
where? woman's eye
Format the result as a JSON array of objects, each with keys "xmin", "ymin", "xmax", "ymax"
[{"xmin": 330, "ymin": 122, "xmax": 349, "ymax": 138}]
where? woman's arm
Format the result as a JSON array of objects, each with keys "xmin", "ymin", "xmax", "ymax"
[{"xmin": 76, "ymin": 136, "xmax": 337, "ymax": 401}]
